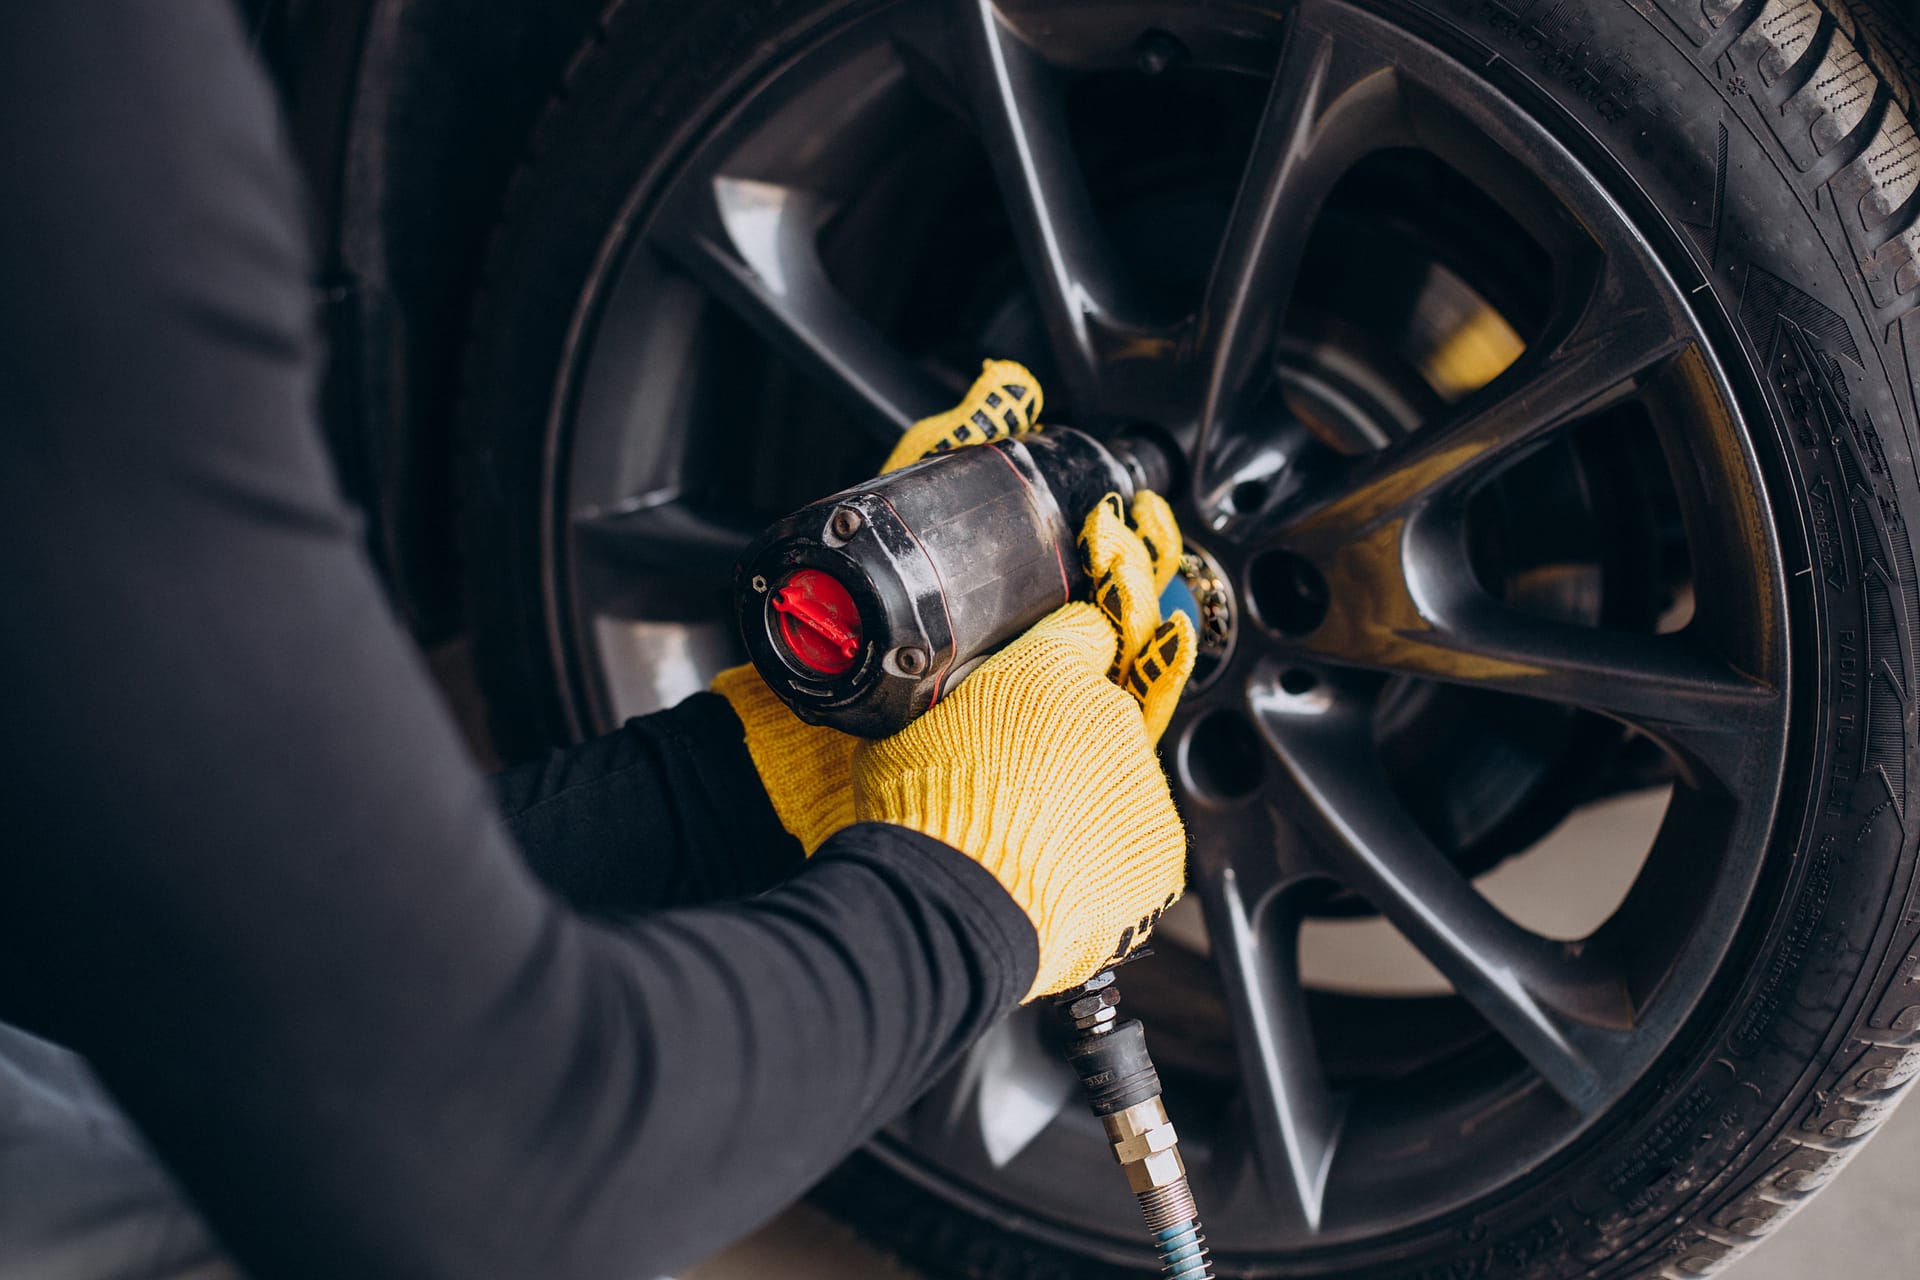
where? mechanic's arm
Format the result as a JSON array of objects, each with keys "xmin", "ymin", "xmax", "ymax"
[
  {"xmin": 0, "ymin": 5, "xmax": 1035, "ymax": 1278},
  {"xmin": 0, "ymin": 6, "xmax": 1199, "ymax": 1280},
  {"xmin": 493, "ymin": 621, "xmax": 877, "ymax": 912},
  {"xmin": 489, "ymin": 696, "xmax": 807, "ymax": 915},
  {"xmin": 488, "ymin": 352, "xmax": 1057, "ymax": 914}
]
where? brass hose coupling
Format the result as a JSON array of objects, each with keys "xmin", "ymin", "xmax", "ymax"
[
  {"xmin": 1054, "ymin": 971, "xmax": 1213, "ymax": 1278},
  {"xmin": 1104, "ymin": 1095, "xmax": 1191, "ymax": 1203}
]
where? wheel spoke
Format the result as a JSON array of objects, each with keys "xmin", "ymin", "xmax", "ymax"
[
  {"xmin": 1182, "ymin": 791, "xmax": 1345, "ymax": 1229},
  {"xmin": 1275, "ymin": 298, "xmax": 1690, "ymax": 552},
  {"xmin": 1192, "ymin": 0, "xmax": 1404, "ymax": 491},
  {"xmin": 1250, "ymin": 695, "xmax": 1628, "ymax": 1112},
  {"xmin": 1247, "ymin": 259, "xmax": 1777, "ymax": 777},
  {"xmin": 1193, "ymin": 867, "xmax": 1345, "ymax": 1228},
  {"xmin": 653, "ymin": 177, "xmax": 946, "ymax": 444},
  {"xmin": 942, "ymin": 0, "xmax": 1161, "ymax": 409},
  {"xmin": 569, "ymin": 494, "xmax": 756, "ymax": 630},
  {"xmin": 1280, "ymin": 558, "xmax": 1775, "ymax": 784},
  {"xmin": 904, "ymin": 1009, "xmax": 1077, "ymax": 1172},
  {"xmin": 1428, "ymin": 585, "xmax": 1773, "ymax": 775},
  {"xmin": 574, "ymin": 493, "xmax": 760, "ymax": 579}
]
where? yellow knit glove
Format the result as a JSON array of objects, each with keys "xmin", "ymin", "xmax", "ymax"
[
  {"xmin": 710, "ymin": 664, "xmax": 854, "ymax": 854},
  {"xmin": 853, "ymin": 500, "xmax": 1196, "ymax": 1000},
  {"xmin": 712, "ymin": 358, "xmax": 1048, "ymax": 853},
  {"xmin": 1079, "ymin": 489, "xmax": 1190, "ymax": 743},
  {"xmin": 881, "ymin": 358, "xmax": 1042, "ymax": 472}
]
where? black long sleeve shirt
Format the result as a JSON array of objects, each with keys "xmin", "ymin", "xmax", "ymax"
[
  {"xmin": 491, "ymin": 692, "xmax": 809, "ymax": 914},
  {"xmin": 0, "ymin": 4, "xmax": 1037, "ymax": 1277}
]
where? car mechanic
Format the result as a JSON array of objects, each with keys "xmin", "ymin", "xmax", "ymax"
[{"xmin": 0, "ymin": 4, "xmax": 1198, "ymax": 1278}]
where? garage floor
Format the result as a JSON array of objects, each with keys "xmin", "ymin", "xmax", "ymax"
[{"xmin": 683, "ymin": 1096, "xmax": 1920, "ymax": 1277}]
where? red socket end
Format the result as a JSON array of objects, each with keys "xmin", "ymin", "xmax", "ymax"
[{"xmin": 770, "ymin": 569, "xmax": 863, "ymax": 676}]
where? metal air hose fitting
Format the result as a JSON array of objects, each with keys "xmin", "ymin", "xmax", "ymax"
[{"xmin": 1054, "ymin": 970, "xmax": 1214, "ymax": 1279}]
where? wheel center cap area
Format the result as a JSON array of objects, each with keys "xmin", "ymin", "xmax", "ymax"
[{"xmin": 1163, "ymin": 541, "xmax": 1236, "ymax": 689}]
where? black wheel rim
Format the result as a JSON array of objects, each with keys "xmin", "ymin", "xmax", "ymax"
[{"xmin": 543, "ymin": 0, "xmax": 1793, "ymax": 1266}]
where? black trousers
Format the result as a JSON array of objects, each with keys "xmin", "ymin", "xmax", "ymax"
[{"xmin": 0, "ymin": 4, "xmax": 1035, "ymax": 1277}]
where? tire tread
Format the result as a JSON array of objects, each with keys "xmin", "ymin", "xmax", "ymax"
[
  {"xmin": 1649, "ymin": 0, "xmax": 1920, "ymax": 1231},
  {"xmin": 1646, "ymin": 0, "xmax": 1920, "ymax": 1246},
  {"xmin": 1715, "ymin": 0, "xmax": 1920, "ymax": 318}
]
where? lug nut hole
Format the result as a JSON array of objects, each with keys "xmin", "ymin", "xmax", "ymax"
[
  {"xmin": 1247, "ymin": 550, "xmax": 1329, "ymax": 637},
  {"xmin": 1279, "ymin": 667, "xmax": 1319, "ymax": 696},
  {"xmin": 1229, "ymin": 479, "xmax": 1271, "ymax": 516},
  {"xmin": 1181, "ymin": 710, "xmax": 1265, "ymax": 802}
]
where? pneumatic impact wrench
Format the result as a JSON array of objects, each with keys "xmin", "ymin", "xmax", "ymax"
[{"xmin": 734, "ymin": 424, "xmax": 1215, "ymax": 1279}]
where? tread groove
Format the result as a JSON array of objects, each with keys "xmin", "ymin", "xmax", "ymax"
[
  {"xmin": 1810, "ymin": 84, "xmax": 1894, "ymax": 185},
  {"xmin": 1768, "ymin": 13, "xmax": 1839, "ymax": 105},
  {"xmin": 1705, "ymin": 0, "xmax": 1775, "ymax": 62},
  {"xmin": 1865, "ymin": 162, "xmax": 1920, "ymax": 250}
]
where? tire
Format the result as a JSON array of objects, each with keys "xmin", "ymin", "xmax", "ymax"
[{"xmin": 456, "ymin": 0, "xmax": 1920, "ymax": 1275}]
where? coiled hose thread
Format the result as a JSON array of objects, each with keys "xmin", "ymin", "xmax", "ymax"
[{"xmin": 1054, "ymin": 971, "xmax": 1215, "ymax": 1279}]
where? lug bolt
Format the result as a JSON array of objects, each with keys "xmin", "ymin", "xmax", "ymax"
[{"xmin": 750, "ymin": 574, "xmax": 769, "ymax": 594}]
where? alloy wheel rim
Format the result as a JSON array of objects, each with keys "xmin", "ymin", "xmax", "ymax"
[{"xmin": 543, "ymin": 0, "xmax": 1795, "ymax": 1264}]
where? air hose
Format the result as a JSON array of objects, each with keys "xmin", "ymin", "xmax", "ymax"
[{"xmin": 1054, "ymin": 970, "xmax": 1214, "ymax": 1279}]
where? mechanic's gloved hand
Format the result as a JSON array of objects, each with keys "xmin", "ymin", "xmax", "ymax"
[
  {"xmin": 1080, "ymin": 488, "xmax": 1189, "ymax": 743},
  {"xmin": 710, "ymin": 664, "xmax": 855, "ymax": 854},
  {"xmin": 853, "ymin": 495, "xmax": 1196, "ymax": 1000},
  {"xmin": 712, "ymin": 358, "xmax": 1049, "ymax": 853},
  {"xmin": 881, "ymin": 358, "xmax": 1042, "ymax": 472}
]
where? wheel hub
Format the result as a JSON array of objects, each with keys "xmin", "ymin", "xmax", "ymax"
[{"xmin": 1169, "ymin": 542, "xmax": 1237, "ymax": 690}]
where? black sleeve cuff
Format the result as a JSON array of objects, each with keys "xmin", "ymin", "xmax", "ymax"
[
  {"xmin": 491, "ymin": 692, "xmax": 804, "ymax": 913},
  {"xmin": 809, "ymin": 822, "xmax": 1040, "ymax": 1007}
]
